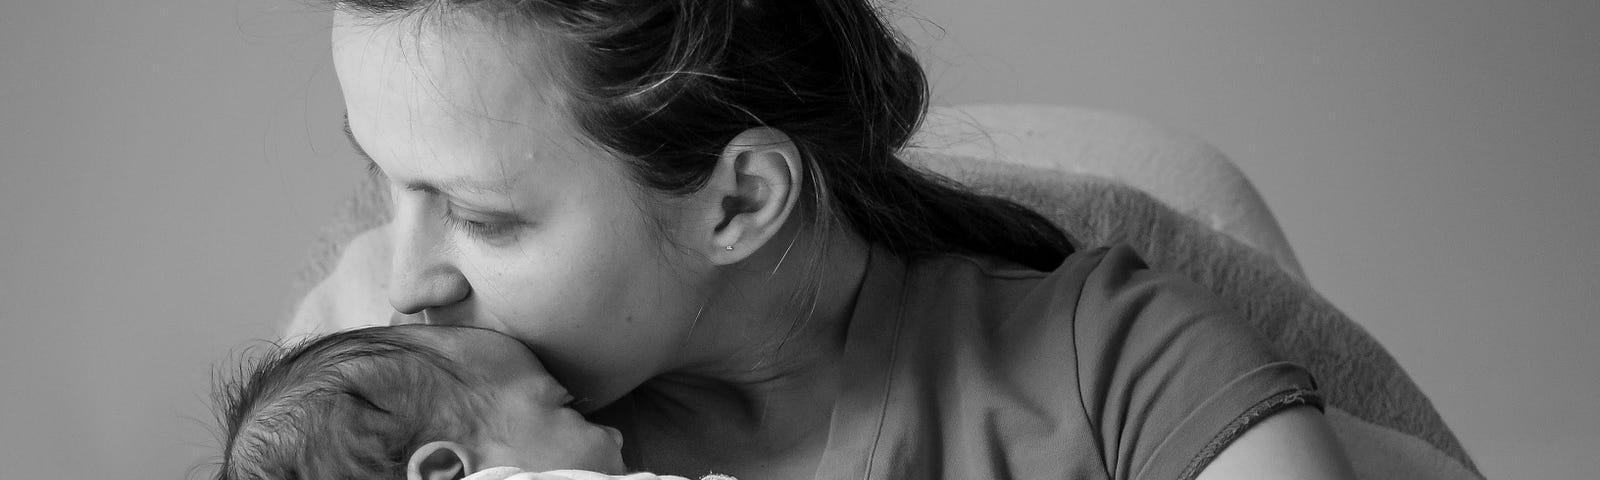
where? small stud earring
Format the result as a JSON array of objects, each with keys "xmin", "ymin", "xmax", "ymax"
[{"xmin": 725, "ymin": 245, "xmax": 735, "ymax": 251}]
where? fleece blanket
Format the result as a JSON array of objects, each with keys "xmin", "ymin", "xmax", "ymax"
[{"xmin": 289, "ymin": 154, "xmax": 1481, "ymax": 480}]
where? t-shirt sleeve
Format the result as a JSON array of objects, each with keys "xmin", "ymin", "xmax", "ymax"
[{"xmin": 1070, "ymin": 245, "xmax": 1321, "ymax": 480}]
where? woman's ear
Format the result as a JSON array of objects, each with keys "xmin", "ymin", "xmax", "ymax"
[
  {"xmin": 697, "ymin": 127, "xmax": 804, "ymax": 265},
  {"xmin": 407, "ymin": 441, "xmax": 476, "ymax": 480}
]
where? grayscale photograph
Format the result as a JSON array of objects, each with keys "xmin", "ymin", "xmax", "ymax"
[{"xmin": 2, "ymin": 1, "xmax": 1594, "ymax": 479}]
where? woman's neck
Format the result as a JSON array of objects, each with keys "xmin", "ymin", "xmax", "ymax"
[{"xmin": 608, "ymin": 222, "xmax": 872, "ymax": 475}]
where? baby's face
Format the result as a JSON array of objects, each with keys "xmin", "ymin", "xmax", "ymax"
[{"xmin": 428, "ymin": 327, "xmax": 627, "ymax": 473}]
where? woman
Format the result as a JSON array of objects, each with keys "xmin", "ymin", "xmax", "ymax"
[{"xmin": 291, "ymin": 0, "xmax": 1355, "ymax": 478}]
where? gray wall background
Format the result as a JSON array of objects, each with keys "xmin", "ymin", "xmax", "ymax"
[{"xmin": 2, "ymin": 1, "xmax": 1594, "ymax": 478}]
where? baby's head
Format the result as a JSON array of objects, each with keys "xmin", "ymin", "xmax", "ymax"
[{"xmin": 213, "ymin": 324, "xmax": 625, "ymax": 480}]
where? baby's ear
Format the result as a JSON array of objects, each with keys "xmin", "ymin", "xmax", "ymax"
[{"xmin": 407, "ymin": 441, "xmax": 474, "ymax": 480}]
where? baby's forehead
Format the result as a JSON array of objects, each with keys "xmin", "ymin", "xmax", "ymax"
[
  {"xmin": 404, "ymin": 325, "xmax": 519, "ymax": 354},
  {"xmin": 393, "ymin": 327, "xmax": 572, "ymax": 408},
  {"xmin": 399, "ymin": 325, "xmax": 546, "ymax": 373}
]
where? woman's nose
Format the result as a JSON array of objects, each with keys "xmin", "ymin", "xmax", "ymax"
[
  {"xmin": 388, "ymin": 267, "xmax": 470, "ymax": 315},
  {"xmin": 386, "ymin": 218, "xmax": 471, "ymax": 316}
]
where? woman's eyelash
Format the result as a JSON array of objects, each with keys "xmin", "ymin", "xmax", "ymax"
[{"xmin": 440, "ymin": 207, "xmax": 517, "ymax": 241}]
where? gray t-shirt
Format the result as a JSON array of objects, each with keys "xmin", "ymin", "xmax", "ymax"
[{"xmin": 811, "ymin": 244, "xmax": 1320, "ymax": 480}]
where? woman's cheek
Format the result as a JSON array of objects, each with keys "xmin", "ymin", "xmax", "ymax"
[{"xmin": 491, "ymin": 250, "xmax": 625, "ymax": 333}]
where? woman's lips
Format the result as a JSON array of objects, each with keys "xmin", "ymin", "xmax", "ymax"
[
  {"xmin": 390, "ymin": 311, "xmax": 419, "ymax": 325},
  {"xmin": 392, "ymin": 310, "xmax": 454, "ymax": 325}
]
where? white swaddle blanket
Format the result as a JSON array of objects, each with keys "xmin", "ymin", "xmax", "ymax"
[
  {"xmin": 463, "ymin": 466, "xmax": 735, "ymax": 480},
  {"xmin": 462, "ymin": 467, "xmax": 531, "ymax": 480}
]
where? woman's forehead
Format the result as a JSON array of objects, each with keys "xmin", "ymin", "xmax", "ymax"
[
  {"xmin": 331, "ymin": 9, "xmax": 586, "ymax": 184},
  {"xmin": 331, "ymin": 8, "xmax": 563, "ymax": 104}
]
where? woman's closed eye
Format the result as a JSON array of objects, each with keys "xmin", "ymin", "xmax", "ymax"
[{"xmin": 442, "ymin": 203, "xmax": 523, "ymax": 243}]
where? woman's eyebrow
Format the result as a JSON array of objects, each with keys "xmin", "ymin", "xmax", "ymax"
[
  {"xmin": 342, "ymin": 114, "xmax": 383, "ymax": 178},
  {"xmin": 342, "ymin": 112, "xmax": 520, "ymax": 196}
]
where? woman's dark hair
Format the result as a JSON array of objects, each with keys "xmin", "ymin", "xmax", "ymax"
[{"xmin": 341, "ymin": 0, "xmax": 1073, "ymax": 271}]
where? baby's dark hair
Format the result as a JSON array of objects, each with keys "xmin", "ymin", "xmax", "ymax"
[{"xmin": 212, "ymin": 325, "xmax": 490, "ymax": 480}]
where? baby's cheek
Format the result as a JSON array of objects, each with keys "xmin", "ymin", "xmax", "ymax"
[{"xmin": 553, "ymin": 418, "xmax": 626, "ymax": 472}]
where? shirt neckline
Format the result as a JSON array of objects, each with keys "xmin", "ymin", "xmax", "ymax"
[{"xmin": 811, "ymin": 244, "xmax": 908, "ymax": 480}]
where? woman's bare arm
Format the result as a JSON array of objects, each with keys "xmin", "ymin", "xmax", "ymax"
[{"xmin": 1195, "ymin": 406, "xmax": 1357, "ymax": 480}]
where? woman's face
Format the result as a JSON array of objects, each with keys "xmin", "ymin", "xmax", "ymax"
[{"xmin": 331, "ymin": 12, "xmax": 713, "ymax": 408}]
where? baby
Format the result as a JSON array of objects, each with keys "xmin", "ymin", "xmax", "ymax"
[{"xmin": 213, "ymin": 324, "xmax": 726, "ymax": 480}]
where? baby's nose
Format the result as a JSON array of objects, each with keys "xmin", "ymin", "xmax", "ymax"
[{"xmin": 602, "ymin": 425, "xmax": 624, "ymax": 447}]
